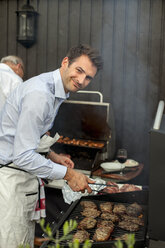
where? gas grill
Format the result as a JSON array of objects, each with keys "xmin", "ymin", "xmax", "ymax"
[
  {"xmin": 50, "ymin": 91, "xmax": 115, "ymax": 174},
  {"xmin": 40, "ymin": 190, "xmax": 148, "ymax": 248}
]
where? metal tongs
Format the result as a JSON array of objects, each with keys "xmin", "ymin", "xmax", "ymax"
[
  {"xmin": 89, "ymin": 183, "xmax": 117, "ymax": 187},
  {"xmin": 88, "ymin": 183, "xmax": 118, "ymax": 193}
]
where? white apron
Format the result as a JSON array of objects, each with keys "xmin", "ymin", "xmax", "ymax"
[{"xmin": 0, "ymin": 164, "xmax": 38, "ymax": 248}]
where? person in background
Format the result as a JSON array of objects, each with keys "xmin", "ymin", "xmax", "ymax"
[
  {"xmin": 0, "ymin": 55, "xmax": 24, "ymax": 110},
  {"xmin": 0, "ymin": 44, "xmax": 103, "ymax": 248}
]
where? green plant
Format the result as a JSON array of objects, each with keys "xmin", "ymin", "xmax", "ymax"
[
  {"xmin": 40, "ymin": 218, "xmax": 92, "ymax": 248},
  {"xmin": 115, "ymin": 233, "xmax": 135, "ymax": 248}
]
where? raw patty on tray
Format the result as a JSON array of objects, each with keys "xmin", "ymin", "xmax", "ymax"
[
  {"xmin": 78, "ymin": 217, "xmax": 97, "ymax": 230},
  {"xmin": 81, "ymin": 208, "xmax": 101, "ymax": 218},
  {"xmin": 73, "ymin": 230, "xmax": 90, "ymax": 243},
  {"xmin": 93, "ymin": 226, "xmax": 114, "ymax": 242},
  {"xmin": 99, "ymin": 202, "xmax": 113, "ymax": 213}
]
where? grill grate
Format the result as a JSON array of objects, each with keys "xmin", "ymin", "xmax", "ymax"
[{"xmin": 41, "ymin": 193, "xmax": 148, "ymax": 248}]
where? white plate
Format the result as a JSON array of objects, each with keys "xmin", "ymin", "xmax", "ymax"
[
  {"xmin": 114, "ymin": 159, "xmax": 139, "ymax": 167},
  {"xmin": 124, "ymin": 159, "xmax": 139, "ymax": 167},
  {"xmin": 100, "ymin": 162, "xmax": 125, "ymax": 172}
]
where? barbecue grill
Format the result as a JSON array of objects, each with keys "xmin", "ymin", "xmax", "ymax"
[
  {"xmin": 40, "ymin": 190, "xmax": 148, "ymax": 248},
  {"xmin": 50, "ymin": 91, "xmax": 115, "ymax": 174}
]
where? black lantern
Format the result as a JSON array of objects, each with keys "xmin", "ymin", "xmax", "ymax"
[{"xmin": 16, "ymin": 0, "xmax": 38, "ymax": 48}]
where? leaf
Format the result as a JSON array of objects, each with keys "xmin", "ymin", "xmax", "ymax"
[
  {"xmin": 125, "ymin": 233, "xmax": 135, "ymax": 248},
  {"xmin": 63, "ymin": 221, "xmax": 69, "ymax": 236},
  {"xmin": 82, "ymin": 240, "xmax": 92, "ymax": 248},
  {"xmin": 115, "ymin": 240, "xmax": 123, "ymax": 248}
]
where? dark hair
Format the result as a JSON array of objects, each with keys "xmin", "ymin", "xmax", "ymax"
[{"xmin": 66, "ymin": 44, "xmax": 103, "ymax": 72}]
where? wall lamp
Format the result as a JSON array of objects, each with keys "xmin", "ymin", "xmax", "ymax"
[{"xmin": 16, "ymin": 0, "xmax": 38, "ymax": 48}]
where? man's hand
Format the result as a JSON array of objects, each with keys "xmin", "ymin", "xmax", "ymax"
[
  {"xmin": 64, "ymin": 168, "xmax": 95, "ymax": 193},
  {"xmin": 47, "ymin": 150, "xmax": 74, "ymax": 168}
]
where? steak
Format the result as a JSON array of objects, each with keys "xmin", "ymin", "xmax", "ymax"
[
  {"xmin": 78, "ymin": 217, "xmax": 97, "ymax": 230},
  {"xmin": 80, "ymin": 201, "xmax": 97, "ymax": 209},
  {"xmin": 100, "ymin": 202, "xmax": 113, "ymax": 213},
  {"xmin": 93, "ymin": 226, "xmax": 114, "ymax": 242},
  {"xmin": 120, "ymin": 184, "xmax": 141, "ymax": 192},
  {"xmin": 113, "ymin": 204, "xmax": 127, "ymax": 215},
  {"xmin": 121, "ymin": 214, "xmax": 144, "ymax": 226},
  {"xmin": 126, "ymin": 202, "xmax": 143, "ymax": 217},
  {"xmin": 101, "ymin": 212, "xmax": 119, "ymax": 222},
  {"xmin": 118, "ymin": 220, "xmax": 139, "ymax": 232},
  {"xmin": 73, "ymin": 230, "xmax": 90, "ymax": 243},
  {"xmin": 81, "ymin": 208, "xmax": 101, "ymax": 218},
  {"xmin": 97, "ymin": 219, "xmax": 114, "ymax": 228},
  {"xmin": 114, "ymin": 233, "xmax": 130, "ymax": 241}
]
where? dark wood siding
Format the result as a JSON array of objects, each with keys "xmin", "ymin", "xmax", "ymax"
[{"xmin": 0, "ymin": 0, "xmax": 165, "ymax": 184}]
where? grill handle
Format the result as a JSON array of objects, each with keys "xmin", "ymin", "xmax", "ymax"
[
  {"xmin": 153, "ymin": 100, "xmax": 164, "ymax": 130},
  {"xmin": 77, "ymin": 90, "xmax": 103, "ymax": 103}
]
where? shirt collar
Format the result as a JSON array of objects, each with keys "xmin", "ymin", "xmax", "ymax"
[
  {"xmin": 53, "ymin": 69, "xmax": 69, "ymax": 100},
  {"xmin": 0, "ymin": 63, "xmax": 14, "ymax": 73}
]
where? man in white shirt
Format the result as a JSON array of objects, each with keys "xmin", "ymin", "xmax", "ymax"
[
  {"xmin": 0, "ymin": 44, "xmax": 103, "ymax": 248},
  {"xmin": 0, "ymin": 55, "xmax": 24, "ymax": 110}
]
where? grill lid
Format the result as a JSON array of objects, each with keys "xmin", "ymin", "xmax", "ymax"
[{"xmin": 51, "ymin": 101, "xmax": 111, "ymax": 141}]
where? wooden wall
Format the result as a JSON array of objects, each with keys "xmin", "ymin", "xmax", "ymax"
[{"xmin": 0, "ymin": 0, "xmax": 165, "ymax": 184}]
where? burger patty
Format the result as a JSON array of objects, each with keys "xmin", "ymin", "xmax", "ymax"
[
  {"xmin": 80, "ymin": 201, "xmax": 97, "ymax": 209},
  {"xmin": 118, "ymin": 220, "xmax": 139, "ymax": 232},
  {"xmin": 81, "ymin": 208, "xmax": 101, "ymax": 218},
  {"xmin": 93, "ymin": 226, "xmax": 114, "ymax": 242},
  {"xmin": 114, "ymin": 233, "xmax": 130, "ymax": 241},
  {"xmin": 126, "ymin": 202, "xmax": 143, "ymax": 217},
  {"xmin": 73, "ymin": 230, "xmax": 90, "ymax": 243},
  {"xmin": 100, "ymin": 202, "xmax": 113, "ymax": 213},
  {"xmin": 101, "ymin": 212, "xmax": 119, "ymax": 222},
  {"xmin": 113, "ymin": 204, "xmax": 127, "ymax": 215},
  {"xmin": 97, "ymin": 219, "xmax": 114, "ymax": 228},
  {"xmin": 121, "ymin": 214, "xmax": 144, "ymax": 226},
  {"xmin": 78, "ymin": 217, "xmax": 97, "ymax": 230}
]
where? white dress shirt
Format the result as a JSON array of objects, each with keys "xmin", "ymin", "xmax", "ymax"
[
  {"xmin": 0, "ymin": 63, "xmax": 23, "ymax": 110},
  {"xmin": 0, "ymin": 69, "xmax": 69, "ymax": 180}
]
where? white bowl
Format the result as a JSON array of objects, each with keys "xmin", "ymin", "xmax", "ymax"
[{"xmin": 100, "ymin": 162, "xmax": 125, "ymax": 172}]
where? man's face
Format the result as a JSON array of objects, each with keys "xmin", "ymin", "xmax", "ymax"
[{"xmin": 60, "ymin": 55, "xmax": 97, "ymax": 93}]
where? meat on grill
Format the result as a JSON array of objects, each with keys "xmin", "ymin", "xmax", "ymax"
[
  {"xmin": 120, "ymin": 184, "xmax": 141, "ymax": 192},
  {"xmin": 73, "ymin": 230, "xmax": 90, "ymax": 243},
  {"xmin": 93, "ymin": 226, "xmax": 114, "ymax": 242},
  {"xmin": 101, "ymin": 212, "xmax": 119, "ymax": 223},
  {"xmin": 113, "ymin": 204, "xmax": 127, "ymax": 215},
  {"xmin": 99, "ymin": 202, "xmax": 113, "ymax": 213},
  {"xmin": 126, "ymin": 202, "xmax": 143, "ymax": 217},
  {"xmin": 114, "ymin": 233, "xmax": 130, "ymax": 241},
  {"xmin": 80, "ymin": 201, "xmax": 97, "ymax": 209},
  {"xmin": 97, "ymin": 220, "xmax": 114, "ymax": 228},
  {"xmin": 121, "ymin": 214, "xmax": 144, "ymax": 226},
  {"xmin": 81, "ymin": 208, "xmax": 101, "ymax": 218},
  {"xmin": 118, "ymin": 220, "xmax": 140, "ymax": 232},
  {"xmin": 78, "ymin": 217, "xmax": 97, "ymax": 230}
]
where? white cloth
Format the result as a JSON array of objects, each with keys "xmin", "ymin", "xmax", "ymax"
[
  {"xmin": 0, "ymin": 69, "xmax": 69, "ymax": 180},
  {"xmin": 0, "ymin": 63, "xmax": 23, "ymax": 110},
  {"xmin": 0, "ymin": 163, "xmax": 38, "ymax": 248},
  {"xmin": 62, "ymin": 178, "xmax": 106, "ymax": 204},
  {"xmin": 36, "ymin": 133, "xmax": 60, "ymax": 153}
]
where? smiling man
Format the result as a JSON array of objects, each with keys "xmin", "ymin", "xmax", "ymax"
[{"xmin": 0, "ymin": 44, "xmax": 102, "ymax": 248}]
